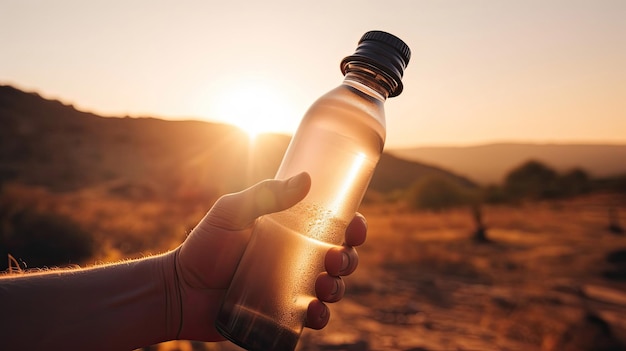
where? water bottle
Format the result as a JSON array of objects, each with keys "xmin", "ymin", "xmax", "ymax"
[{"xmin": 216, "ymin": 30, "xmax": 411, "ymax": 350}]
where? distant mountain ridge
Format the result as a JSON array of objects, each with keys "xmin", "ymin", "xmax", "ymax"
[
  {"xmin": 391, "ymin": 143, "xmax": 626, "ymax": 185},
  {"xmin": 0, "ymin": 85, "xmax": 471, "ymax": 198},
  {"xmin": 0, "ymin": 85, "xmax": 286, "ymax": 196}
]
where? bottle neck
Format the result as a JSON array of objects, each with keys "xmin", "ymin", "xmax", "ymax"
[{"xmin": 341, "ymin": 62, "xmax": 399, "ymax": 100}]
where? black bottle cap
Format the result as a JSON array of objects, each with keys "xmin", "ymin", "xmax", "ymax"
[{"xmin": 340, "ymin": 30, "xmax": 411, "ymax": 97}]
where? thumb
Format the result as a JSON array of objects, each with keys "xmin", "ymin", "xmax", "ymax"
[{"xmin": 206, "ymin": 172, "xmax": 311, "ymax": 230}]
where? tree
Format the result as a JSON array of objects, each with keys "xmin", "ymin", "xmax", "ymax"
[
  {"xmin": 407, "ymin": 175, "xmax": 476, "ymax": 211},
  {"xmin": 503, "ymin": 160, "xmax": 559, "ymax": 200},
  {"xmin": 558, "ymin": 168, "xmax": 591, "ymax": 197}
]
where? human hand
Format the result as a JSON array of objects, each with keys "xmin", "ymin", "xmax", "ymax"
[{"xmin": 170, "ymin": 172, "xmax": 367, "ymax": 341}]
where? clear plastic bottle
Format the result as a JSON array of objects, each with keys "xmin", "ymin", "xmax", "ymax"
[{"xmin": 216, "ymin": 30, "xmax": 411, "ymax": 351}]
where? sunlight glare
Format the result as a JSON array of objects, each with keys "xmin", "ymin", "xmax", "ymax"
[
  {"xmin": 331, "ymin": 152, "xmax": 366, "ymax": 214},
  {"xmin": 206, "ymin": 78, "xmax": 299, "ymax": 140}
]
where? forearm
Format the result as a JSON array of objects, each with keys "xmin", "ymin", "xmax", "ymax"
[{"xmin": 0, "ymin": 251, "xmax": 181, "ymax": 351}]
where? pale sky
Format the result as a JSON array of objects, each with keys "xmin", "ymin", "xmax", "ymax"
[{"xmin": 1, "ymin": 0, "xmax": 625, "ymax": 148}]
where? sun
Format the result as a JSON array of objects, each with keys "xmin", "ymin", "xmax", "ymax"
[{"xmin": 205, "ymin": 78, "xmax": 300, "ymax": 140}]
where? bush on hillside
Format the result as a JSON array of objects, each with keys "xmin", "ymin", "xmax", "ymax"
[
  {"xmin": 501, "ymin": 160, "xmax": 594, "ymax": 201},
  {"xmin": 593, "ymin": 174, "xmax": 626, "ymax": 194},
  {"xmin": 482, "ymin": 184, "xmax": 509, "ymax": 204},
  {"xmin": 0, "ymin": 195, "xmax": 94, "ymax": 271},
  {"xmin": 503, "ymin": 160, "xmax": 560, "ymax": 200},
  {"xmin": 407, "ymin": 175, "xmax": 477, "ymax": 211},
  {"xmin": 558, "ymin": 168, "xmax": 592, "ymax": 197}
]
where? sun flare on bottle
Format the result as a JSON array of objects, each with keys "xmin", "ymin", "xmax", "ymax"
[{"xmin": 330, "ymin": 152, "xmax": 367, "ymax": 215}]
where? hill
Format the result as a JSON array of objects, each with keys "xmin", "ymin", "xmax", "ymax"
[
  {"xmin": 0, "ymin": 85, "xmax": 289, "ymax": 197},
  {"xmin": 369, "ymin": 153, "xmax": 475, "ymax": 193},
  {"xmin": 390, "ymin": 143, "xmax": 626, "ymax": 185},
  {"xmin": 0, "ymin": 85, "xmax": 471, "ymax": 198}
]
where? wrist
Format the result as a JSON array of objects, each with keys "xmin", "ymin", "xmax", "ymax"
[
  {"xmin": 159, "ymin": 248, "xmax": 184, "ymax": 340},
  {"xmin": 170, "ymin": 247, "xmax": 226, "ymax": 342}
]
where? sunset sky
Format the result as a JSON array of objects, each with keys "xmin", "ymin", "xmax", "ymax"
[{"xmin": 1, "ymin": 0, "xmax": 624, "ymax": 148}]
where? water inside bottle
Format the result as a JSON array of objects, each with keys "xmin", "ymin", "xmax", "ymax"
[{"xmin": 217, "ymin": 206, "xmax": 344, "ymax": 350}]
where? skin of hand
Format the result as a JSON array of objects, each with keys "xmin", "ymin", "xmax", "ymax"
[{"xmin": 173, "ymin": 172, "xmax": 367, "ymax": 341}]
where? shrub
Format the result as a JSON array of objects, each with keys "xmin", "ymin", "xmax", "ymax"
[
  {"xmin": 0, "ymin": 205, "xmax": 94, "ymax": 271},
  {"xmin": 482, "ymin": 184, "xmax": 509, "ymax": 204},
  {"xmin": 503, "ymin": 160, "xmax": 559, "ymax": 200},
  {"xmin": 502, "ymin": 161, "xmax": 595, "ymax": 201},
  {"xmin": 558, "ymin": 168, "xmax": 591, "ymax": 197},
  {"xmin": 593, "ymin": 174, "xmax": 626, "ymax": 194},
  {"xmin": 407, "ymin": 175, "xmax": 477, "ymax": 211}
]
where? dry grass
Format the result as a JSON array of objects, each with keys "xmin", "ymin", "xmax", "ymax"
[
  {"xmin": 137, "ymin": 193, "xmax": 626, "ymax": 351},
  {"xmin": 4, "ymin": 183, "xmax": 626, "ymax": 350},
  {"xmin": 304, "ymin": 194, "xmax": 626, "ymax": 351}
]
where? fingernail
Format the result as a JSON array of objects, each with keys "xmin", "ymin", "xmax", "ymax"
[
  {"xmin": 331, "ymin": 280, "xmax": 340, "ymax": 295},
  {"xmin": 341, "ymin": 252, "xmax": 350, "ymax": 272},
  {"xmin": 320, "ymin": 305, "xmax": 329, "ymax": 319},
  {"xmin": 287, "ymin": 173, "xmax": 306, "ymax": 190}
]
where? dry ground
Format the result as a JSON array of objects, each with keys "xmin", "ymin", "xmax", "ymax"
[{"xmin": 140, "ymin": 193, "xmax": 626, "ymax": 351}]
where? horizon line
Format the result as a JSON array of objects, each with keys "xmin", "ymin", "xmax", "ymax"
[{"xmin": 3, "ymin": 83, "xmax": 626, "ymax": 150}]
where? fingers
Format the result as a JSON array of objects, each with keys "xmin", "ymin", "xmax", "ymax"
[
  {"xmin": 315, "ymin": 273, "xmax": 345, "ymax": 303},
  {"xmin": 307, "ymin": 212, "xmax": 366, "ymax": 331},
  {"xmin": 345, "ymin": 213, "xmax": 367, "ymax": 246},
  {"xmin": 306, "ymin": 271, "xmax": 350, "ymax": 329},
  {"xmin": 205, "ymin": 172, "xmax": 311, "ymax": 230},
  {"xmin": 305, "ymin": 300, "xmax": 330, "ymax": 330},
  {"xmin": 324, "ymin": 246, "xmax": 359, "ymax": 277}
]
